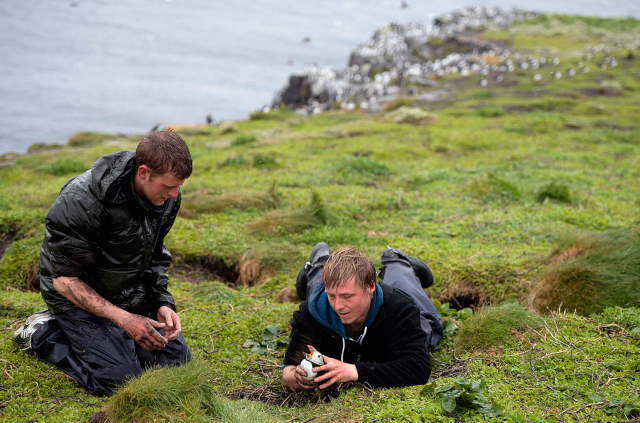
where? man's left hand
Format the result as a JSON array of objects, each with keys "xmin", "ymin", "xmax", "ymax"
[
  {"xmin": 312, "ymin": 355, "xmax": 358, "ymax": 389},
  {"xmin": 157, "ymin": 306, "xmax": 182, "ymax": 341}
]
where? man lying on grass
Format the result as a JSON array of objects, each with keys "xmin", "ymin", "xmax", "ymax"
[
  {"xmin": 282, "ymin": 244, "xmax": 443, "ymax": 391},
  {"xmin": 12, "ymin": 130, "xmax": 192, "ymax": 396}
]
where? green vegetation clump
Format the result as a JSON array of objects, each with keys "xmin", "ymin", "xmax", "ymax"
[
  {"xmin": 67, "ymin": 131, "xmax": 113, "ymax": 147},
  {"xmin": 38, "ymin": 158, "xmax": 88, "ymax": 176},
  {"xmin": 0, "ymin": 236, "xmax": 41, "ymax": 290},
  {"xmin": 422, "ymin": 377, "xmax": 502, "ymax": 417},
  {"xmin": 476, "ymin": 107, "xmax": 505, "ymax": 118},
  {"xmin": 595, "ymin": 306, "xmax": 640, "ymax": 340},
  {"xmin": 384, "ymin": 106, "xmax": 436, "ymax": 124},
  {"xmin": 530, "ymin": 229, "xmax": 640, "ymax": 315},
  {"xmin": 180, "ymin": 185, "xmax": 281, "ymax": 218},
  {"xmin": 455, "ymin": 303, "xmax": 542, "ymax": 354},
  {"xmin": 218, "ymin": 155, "xmax": 247, "ymax": 168},
  {"xmin": 536, "ymin": 182, "xmax": 571, "ymax": 203},
  {"xmin": 334, "ymin": 156, "xmax": 390, "ymax": 185},
  {"xmin": 247, "ymin": 190, "xmax": 327, "ymax": 234},
  {"xmin": 249, "ymin": 109, "xmax": 295, "ymax": 121},
  {"xmin": 598, "ymin": 80, "xmax": 624, "ymax": 96},
  {"xmin": 218, "ymin": 122, "xmax": 238, "ymax": 134},
  {"xmin": 252, "ymin": 153, "xmax": 279, "ymax": 169},
  {"xmin": 231, "ymin": 134, "xmax": 257, "ymax": 147},
  {"xmin": 382, "ymin": 96, "xmax": 418, "ymax": 112},
  {"xmin": 469, "ymin": 173, "xmax": 520, "ymax": 203},
  {"xmin": 105, "ymin": 359, "xmax": 281, "ymax": 423},
  {"xmin": 26, "ymin": 143, "xmax": 63, "ymax": 153}
]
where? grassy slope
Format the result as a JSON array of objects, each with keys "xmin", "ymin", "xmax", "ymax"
[{"xmin": 1, "ymin": 14, "xmax": 639, "ymax": 422}]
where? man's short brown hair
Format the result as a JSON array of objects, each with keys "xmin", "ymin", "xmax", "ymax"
[
  {"xmin": 322, "ymin": 247, "xmax": 376, "ymax": 290},
  {"xmin": 136, "ymin": 129, "xmax": 192, "ymax": 180}
]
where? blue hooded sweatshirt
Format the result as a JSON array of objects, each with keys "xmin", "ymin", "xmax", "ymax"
[{"xmin": 307, "ymin": 283, "xmax": 384, "ymax": 353}]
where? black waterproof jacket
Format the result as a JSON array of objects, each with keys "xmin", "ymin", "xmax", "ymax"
[
  {"xmin": 39, "ymin": 151, "xmax": 180, "ymax": 315},
  {"xmin": 283, "ymin": 284, "xmax": 431, "ymax": 388}
]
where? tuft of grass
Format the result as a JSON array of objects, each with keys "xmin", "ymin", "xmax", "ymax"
[
  {"xmin": 231, "ymin": 134, "xmax": 257, "ymax": 147},
  {"xmin": 38, "ymin": 158, "xmax": 88, "ymax": 176},
  {"xmin": 476, "ymin": 107, "xmax": 505, "ymax": 118},
  {"xmin": 454, "ymin": 303, "xmax": 542, "ymax": 354},
  {"xmin": 247, "ymin": 190, "xmax": 327, "ymax": 234},
  {"xmin": 0, "ymin": 236, "xmax": 42, "ymax": 291},
  {"xmin": 468, "ymin": 173, "xmax": 520, "ymax": 203},
  {"xmin": 218, "ymin": 122, "xmax": 238, "ymax": 134},
  {"xmin": 249, "ymin": 109, "xmax": 295, "ymax": 121},
  {"xmin": 384, "ymin": 106, "xmax": 437, "ymax": 125},
  {"xmin": 334, "ymin": 156, "xmax": 390, "ymax": 185},
  {"xmin": 218, "ymin": 155, "xmax": 248, "ymax": 168},
  {"xmin": 180, "ymin": 185, "xmax": 281, "ymax": 218},
  {"xmin": 595, "ymin": 306, "xmax": 640, "ymax": 340},
  {"xmin": 26, "ymin": 143, "xmax": 63, "ymax": 153},
  {"xmin": 382, "ymin": 96, "xmax": 418, "ymax": 112},
  {"xmin": 252, "ymin": 153, "xmax": 279, "ymax": 169},
  {"xmin": 67, "ymin": 131, "xmax": 113, "ymax": 147},
  {"xmin": 598, "ymin": 80, "xmax": 624, "ymax": 96},
  {"xmin": 536, "ymin": 182, "xmax": 571, "ymax": 203},
  {"xmin": 529, "ymin": 229, "xmax": 640, "ymax": 315},
  {"xmin": 105, "ymin": 359, "xmax": 282, "ymax": 423}
]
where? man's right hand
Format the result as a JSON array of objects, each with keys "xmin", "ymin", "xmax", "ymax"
[
  {"xmin": 282, "ymin": 365, "xmax": 317, "ymax": 392},
  {"xmin": 117, "ymin": 313, "xmax": 168, "ymax": 351}
]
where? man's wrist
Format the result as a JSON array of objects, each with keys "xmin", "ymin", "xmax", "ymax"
[{"xmin": 111, "ymin": 308, "xmax": 132, "ymax": 327}]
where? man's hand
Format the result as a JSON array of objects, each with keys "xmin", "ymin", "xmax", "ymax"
[
  {"xmin": 282, "ymin": 365, "xmax": 317, "ymax": 392},
  {"xmin": 312, "ymin": 355, "xmax": 359, "ymax": 389},
  {"xmin": 157, "ymin": 306, "xmax": 182, "ymax": 341},
  {"xmin": 117, "ymin": 313, "xmax": 168, "ymax": 351}
]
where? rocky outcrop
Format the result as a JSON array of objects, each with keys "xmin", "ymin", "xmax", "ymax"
[{"xmin": 271, "ymin": 6, "xmax": 538, "ymax": 114}]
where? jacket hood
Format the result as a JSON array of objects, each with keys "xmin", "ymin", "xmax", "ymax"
[
  {"xmin": 90, "ymin": 151, "xmax": 136, "ymax": 205},
  {"xmin": 307, "ymin": 283, "xmax": 384, "ymax": 339}
]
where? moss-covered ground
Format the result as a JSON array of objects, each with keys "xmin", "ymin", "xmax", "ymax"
[{"xmin": 1, "ymin": 13, "xmax": 639, "ymax": 422}]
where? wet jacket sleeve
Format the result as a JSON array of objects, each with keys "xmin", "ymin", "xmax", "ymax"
[
  {"xmin": 149, "ymin": 196, "xmax": 180, "ymax": 311},
  {"xmin": 44, "ymin": 188, "xmax": 102, "ymax": 278},
  {"xmin": 355, "ymin": 301, "xmax": 431, "ymax": 388}
]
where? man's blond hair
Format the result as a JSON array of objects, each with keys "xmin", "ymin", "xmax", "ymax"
[{"xmin": 322, "ymin": 247, "xmax": 376, "ymax": 290}]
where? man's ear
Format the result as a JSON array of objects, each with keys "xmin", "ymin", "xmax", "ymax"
[{"xmin": 136, "ymin": 164, "xmax": 152, "ymax": 180}]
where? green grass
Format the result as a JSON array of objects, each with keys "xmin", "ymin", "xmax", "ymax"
[
  {"xmin": 1, "ymin": 11, "xmax": 640, "ymax": 423},
  {"xmin": 454, "ymin": 303, "xmax": 543, "ymax": 354}
]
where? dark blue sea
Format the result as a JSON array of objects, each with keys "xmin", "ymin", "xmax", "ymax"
[{"xmin": 1, "ymin": 0, "xmax": 638, "ymax": 154}]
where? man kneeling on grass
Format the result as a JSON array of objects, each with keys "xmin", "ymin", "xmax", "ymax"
[
  {"xmin": 282, "ymin": 244, "xmax": 443, "ymax": 391},
  {"xmin": 12, "ymin": 130, "xmax": 192, "ymax": 396}
]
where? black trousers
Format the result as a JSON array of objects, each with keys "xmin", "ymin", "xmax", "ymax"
[{"xmin": 31, "ymin": 308, "xmax": 191, "ymax": 396}]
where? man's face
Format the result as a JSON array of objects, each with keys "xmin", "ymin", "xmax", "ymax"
[
  {"xmin": 135, "ymin": 165, "xmax": 185, "ymax": 206},
  {"xmin": 325, "ymin": 277, "xmax": 375, "ymax": 330}
]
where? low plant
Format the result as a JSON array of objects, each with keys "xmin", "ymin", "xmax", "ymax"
[
  {"xmin": 455, "ymin": 303, "xmax": 542, "ymax": 354},
  {"xmin": 252, "ymin": 153, "xmax": 279, "ymax": 169},
  {"xmin": 218, "ymin": 155, "xmax": 248, "ymax": 168},
  {"xmin": 180, "ymin": 184, "xmax": 281, "ymax": 217},
  {"xmin": 335, "ymin": 156, "xmax": 390, "ymax": 185},
  {"xmin": 231, "ymin": 134, "xmax": 257, "ymax": 147},
  {"xmin": 67, "ymin": 131, "xmax": 113, "ymax": 147},
  {"xmin": 384, "ymin": 106, "xmax": 436, "ymax": 124},
  {"xmin": 536, "ymin": 182, "xmax": 571, "ymax": 203},
  {"xmin": 38, "ymin": 158, "xmax": 88, "ymax": 176},
  {"xmin": 530, "ymin": 229, "xmax": 640, "ymax": 315},
  {"xmin": 247, "ymin": 190, "xmax": 327, "ymax": 234},
  {"xmin": 476, "ymin": 107, "xmax": 505, "ymax": 117},
  {"xmin": 243, "ymin": 325, "xmax": 287, "ymax": 354},
  {"xmin": 422, "ymin": 377, "xmax": 502, "ymax": 416},
  {"xmin": 105, "ymin": 359, "xmax": 282, "ymax": 423},
  {"xmin": 469, "ymin": 173, "xmax": 521, "ymax": 203}
]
